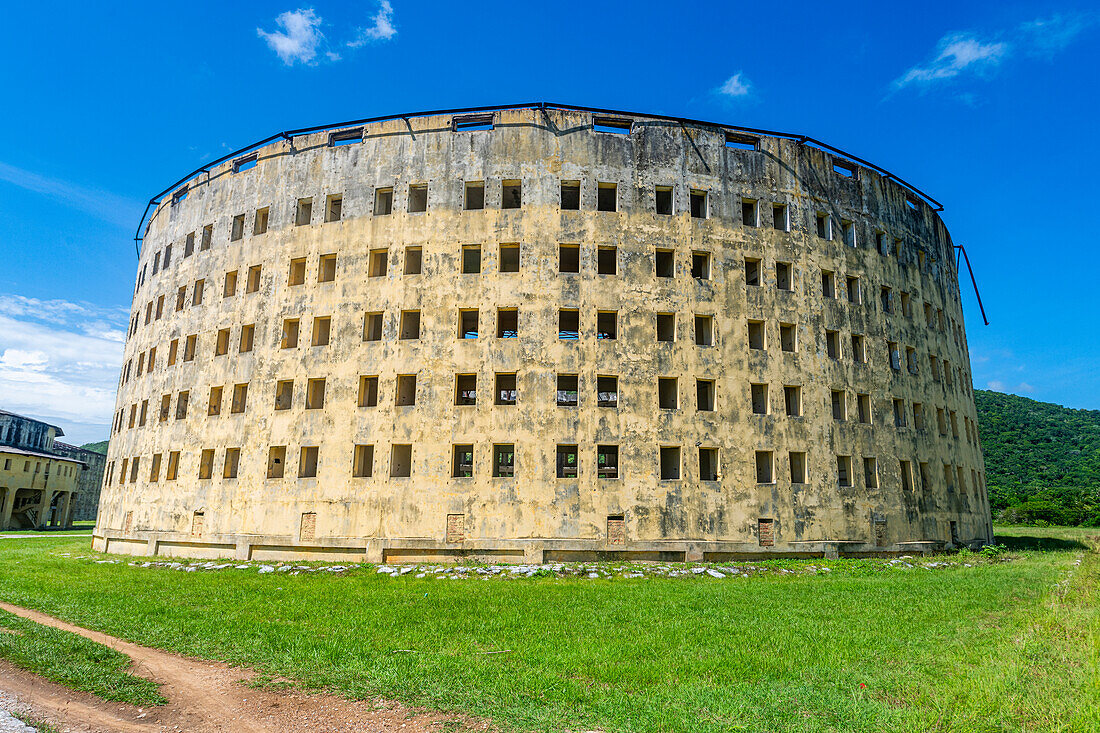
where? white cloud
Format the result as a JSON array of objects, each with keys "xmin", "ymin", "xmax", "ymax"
[
  {"xmin": 1018, "ymin": 13, "xmax": 1098, "ymax": 57},
  {"xmin": 0, "ymin": 295, "xmax": 127, "ymax": 444},
  {"xmin": 0, "ymin": 161, "xmax": 142, "ymax": 230},
  {"xmin": 893, "ymin": 32, "xmax": 1007, "ymax": 89},
  {"xmin": 257, "ymin": 8, "xmax": 325, "ymax": 65},
  {"xmin": 1017, "ymin": 382, "xmax": 1035, "ymax": 393},
  {"xmin": 348, "ymin": 1, "xmax": 397, "ymax": 47},
  {"xmin": 716, "ymin": 72, "xmax": 752, "ymax": 98},
  {"xmin": 893, "ymin": 13, "xmax": 1097, "ymax": 92}
]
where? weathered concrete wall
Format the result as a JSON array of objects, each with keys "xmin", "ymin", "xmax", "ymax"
[
  {"xmin": 1, "ymin": 448, "xmax": 81, "ymax": 529},
  {"xmin": 52, "ymin": 443, "xmax": 105, "ymax": 521},
  {"xmin": 94, "ymin": 108, "xmax": 992, "ymax": 561},
  {"xmin": 0, "ymin": 411, "xmax": 59, "ymax": 453}
]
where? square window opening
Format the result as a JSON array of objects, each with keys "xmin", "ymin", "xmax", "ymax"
[
  {"xmin": 660, "ymin": 446, "xmax": 681, "ymax": 481},
  {"xmin": 404, "ymin": 246, "xmax": 422, "ymax": 275},
  {"xmin": 560, "ymin": 180, "xmax": 580, "ymax": 210},
  {"xmin": 464, "ymin": 182, "xmax": 485, "ymax": 210},
  {"xmin": 374, "ymin": 187, "xmax": 393, "ymax": 215},
  {"xmin": 597, "ymin": 182, "xmax": 617, "ymax": 212}
]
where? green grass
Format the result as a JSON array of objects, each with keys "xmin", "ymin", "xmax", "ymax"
[
  {"xmin": 0, "ymin": 529, "xmax": 1095, "ymax": 733},
  {"xmin": 0, "ymin": 608, "xmax": 165, "ymax": 706}
]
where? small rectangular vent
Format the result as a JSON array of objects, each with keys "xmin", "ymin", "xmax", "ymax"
[
  {"xmin": 607, "ymin": 515, "xmax": 626, "ymax": 545},
  {"xmin": 446, "ymin": 513, "xmax": 465, "ymax": 543},
  {"xmin": 833, "ymin": 159, "xmax": 858, "ymax": 178},
  {"xmin": 452, "ymin": 113, "xmax": 494, "ymax": 132},
  {"xmin": 232, "ymin": 153, "xmax": 258, "ymax": 173},
  {"xmin": 191, "ymin": 511, "xmax": 204, "ymax": 537},
  {"xmin": 300, "ymin": 512, "xmax": 317, "ymax": 542},
  {"xmin": 725, "ymin": 132, "xmax": 758, "ymax": 150},
  {"xmin": 171, "ymin": 186, "xmax": 189, "ymax": 205},
  {"xmin": 328, "ymin": 127, "xmax": 364, "ymax": 146},
  {"xmin": 593, "ymin": 116, "xmax": 632, "ymax": 134},
  {"xmin": 758, "ymin": 518, "xmax": 774, "ymax": 547}
]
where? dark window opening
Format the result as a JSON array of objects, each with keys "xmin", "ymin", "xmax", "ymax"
[
  {"xmin": 741, "ymin": 198, "xmax": 757, "ymax": 227},
  {"xmin": 597, "ymin": 445, "xmax": 619, "ymax": 479},
  {"xmin": 464, "ymin": 182, "xmax": 485, "ymax": 210},
  {"xmin": 756, "ymin": 451, "xmax": 773, "ymax": 483},
  {"xmin": 408, "ymin": 184, "xmax": 428, "ymax": 213},
  {"xmin": 751, "ymin": 383, "xmax": 768, "ymax": 415},
  {"xmin": 358, "ymin": 376, "xmax": 378, "ymax": 407},
  {"xmin": 559, "ymin": 244, "xmax": 580, "ymax": 273},
  {"xmin": 459, "ymin": 309, "xmax": 479, "ymax": 339},
  {"xmin": 502, "ymin": 180, "xmax": 521, "ymax": 209},
  {"xmin": 597, "ymin": 246, "xmax": 617, "ymax": 275},
  {"xmin": 556, "ymin": 444, "xmax": 578, "ymax": 478},
  {"xmin": 658, "ymin": 377, "xmax": 678, "ymax": 409},
  {"xmin": 655, "ymin": 248, "xmax": 675, "ymax": 277},
  {"xmin": 660, "ymin": 446, "xmax": 680, "ymax": 480},
  {"xmin": 497, "ymin": 309, "xmax": 518, "ymax": 338},
  {"xmin": 495, "ymin": 373, "xmax": 517, "ymax": 405},
  {"xmin": 655, "ymin": 186, "xmax": 673, "ymax": 215},
  {"xmin": 374, "ymin": 187, "xmax": 393, "ymax": 215},
  {"xmin": 691, "ymin": 252, "xmax": 711, "ymax": 279},
  {"xmin": 745, "ymin": 258, "xmax": 761, "ymax": 286},
  {"xmin": 499, "ymin": 244, "xmax": 520, "ymax": 272},
  {"xmin": 455, "ymin": 374, "xmax": 477, "ymax": 405},
  {"xmin": 493, "ymin": 444, "xmax": 515, "ymax": 478},
  {"xmin": 462, "ymin": 244, "xmax": 481, "ymax": 274},
  {"xmin": 557, "ymin": 374, "xmax": 578, "ymax": 407},
  {"xmin": 404, "ymin": 247, "xmax": 422, "ymax": 275},
  {"xmin": 560, "ymin": 181, "xmax": 580, "ymax": 210},
  {"xmin": 656, "ymin": 313, "xmax": 675, "ymax": 342},
  {"xmin": 597, "ymin": 311, "xmax": 617, "ymax": 340},
  {"xmin": 597, "ymin": 182, "xmax": 617, "ymax": 212},
  {"xmin": 399, "ymin": 310, "xmax": 420, "ymax": 340},
  {"xmin": 596, "ymin": 375, "xmax": 618, "ymax": 408},
  {"xmin": 690, "ymin": 190, "xmax": 707, "ymax": 219},
  {"xmin": 395, "ymin": 375, "xmax": 417, "ymax": 406},
  {"xmin": 699, "ymin": 447, "xmax": 718, "ymax": 481},
  {"xmin": 363, "ymin": 312, "xmax": 383, "ymax": 342},
  {"xmin": 697, "ymin": 379, "xmax": 715, "ymax": 411},
  {"xmin": 695, "ymin": 315, "xmax": 714, "ymax": 346},
  {"xmin": 559, "ymin": 309, "xmax": 579, "ymax": 340},
  {"xmin": 453, "ymin": 445, "xmax": 474, "ymax": 478}
]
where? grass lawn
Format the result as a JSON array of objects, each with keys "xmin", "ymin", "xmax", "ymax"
[
  {"xmin": 0, "ymin": 528, "xmax": 1095, "ymax": 733},
  {"xmin": 0, "ymin": 608, "xmax": 165, "ymax": 706}
]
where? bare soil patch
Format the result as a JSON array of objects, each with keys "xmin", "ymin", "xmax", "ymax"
[{"xmin": 0, "ymin": 602, "xmax": 490, "ymax": 733}]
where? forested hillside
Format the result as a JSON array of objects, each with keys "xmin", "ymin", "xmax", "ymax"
[
  {"xmin": 79, "ymin": 440, "xmax": 108, "ymax": 454},
  {"xmin": 975, "ymin": 390, "xmax": 1100, "ymax": 525}
]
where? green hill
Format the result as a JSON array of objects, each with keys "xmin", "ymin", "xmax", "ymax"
[
  {"xmin": 975, "ymin": 389, "xmax": 1100, "ymax": 525},
  {"xmin": 79, "ymin": 440, "xmax": 109, "ymax": 455}
]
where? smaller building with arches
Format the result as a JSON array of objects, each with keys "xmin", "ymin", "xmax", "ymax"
[{"xmin": 1, "ymin": 409, "xmax": 85, "ymax": 529}]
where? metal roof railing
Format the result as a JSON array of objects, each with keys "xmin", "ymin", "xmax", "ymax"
[{"xmin": 133, "ymin": 101, "xmax": 946, "ymax": 254}]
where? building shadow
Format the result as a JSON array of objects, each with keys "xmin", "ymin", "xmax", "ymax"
[{"xmin": 994, "ymin": 534, "xmax": 1092, "ymax": 552}]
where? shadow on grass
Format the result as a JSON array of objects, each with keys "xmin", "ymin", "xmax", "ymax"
[{"xmin": 995, "ymin": 534, "xmax": 1092, "ymax": 552}]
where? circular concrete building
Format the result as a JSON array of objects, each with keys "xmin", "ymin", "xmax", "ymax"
[{"xmin": 94, "ymin": 104, "xmax": 993, "ymax": 562}]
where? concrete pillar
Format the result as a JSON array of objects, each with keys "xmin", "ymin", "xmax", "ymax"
[
  {"xmin": 33, "ymin": 490, "xmax": 54, "ymax": 529},
  {"xmin": 61, "ymin": 492, "xmax": 76, "ymax": 528},
  {"xmin": 0, "ymin": 488, "xmax": 14, "ymax": 530}
]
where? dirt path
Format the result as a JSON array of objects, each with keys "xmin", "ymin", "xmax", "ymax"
[{"xmin": 0, "ymin": 602, "xmax": 489, "ymax": 733}]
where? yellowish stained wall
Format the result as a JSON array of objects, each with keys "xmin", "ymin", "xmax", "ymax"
[
  {"xmin": 94, "ymin": 108, "xmax": 991, "ymax": 562},
  {"xmin": 1, "ymin": 449, "xmax": 81, "ymax": 529}
]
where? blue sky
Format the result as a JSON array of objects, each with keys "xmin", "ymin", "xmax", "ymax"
[{"xmin": 0, "ymin": 0, "xmax": 1097, "ymax": 443}]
